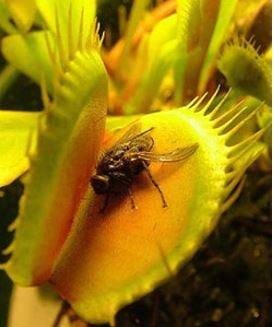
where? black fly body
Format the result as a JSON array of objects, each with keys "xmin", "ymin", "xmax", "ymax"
[{"xmin": 90, "ymin": 124, "xmax": 198, "ymax": 212}]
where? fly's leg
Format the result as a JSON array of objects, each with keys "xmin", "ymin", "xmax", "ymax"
[
  {"xmin": 99, "ymin": 192, "xmax": 110, "ymax": 213},
  {"xmin": 109, "ymin": 171, "xmax": 137, "ymax": 210},
  {"xmin": 141, "ymin": 161, "xmax": 168, "ymax": 208},
  {"xmin": 127, "ymin": 187, "xmax": 138, "ymax": 209}
]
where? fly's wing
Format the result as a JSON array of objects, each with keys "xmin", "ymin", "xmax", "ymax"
[
  {"xmin": 96, "ymin": 123, "xmax": 152, "ymax": 170},
  {"xmin": 109, "ymin": 122, "xmax": 154, "ymax": 150},
  {"xmin": 114, "ymin": 122, "xmax": 142, "ymax": 145},
  {"xmin": 136, "ymin": 143, "xmax": 199, "ymax": 162},
  {"xmin": 103, "ymin": 123, "xmax": 142, "ymax": 157}
]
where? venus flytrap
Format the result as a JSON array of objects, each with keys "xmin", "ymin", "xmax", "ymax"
[
  {"xmin": 218, "ymin": 36, "xmax": 272, "ymax": 105},
  {"xmin": 2, "ymin": 10, "xmax": 108, "ymax": 285},
  {"xmin": 1, "ymin": 0, "xmax": 97, "ymax": 94},
  {"xmin": 49, "ymin": 90, "xmax": 268, "ymax": 324},
  {"xmin": 0, "ymin": 1, "xmax": 271, "ymax": 326}
]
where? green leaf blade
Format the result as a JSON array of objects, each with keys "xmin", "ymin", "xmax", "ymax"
[{"xmin": 0, "ymin": 110, "xmax": 39, "ymax": 187}]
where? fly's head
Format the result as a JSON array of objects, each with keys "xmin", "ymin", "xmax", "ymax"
[{"xmin": 90, "ymin": 174, "xmax": 110, "ymax": 194}]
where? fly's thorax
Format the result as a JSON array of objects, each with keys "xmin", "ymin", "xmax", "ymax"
[{"xmin": 130, "ymin": 135, "xmax": 154, "ymax": 152}]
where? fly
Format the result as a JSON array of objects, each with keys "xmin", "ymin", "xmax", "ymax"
[{"xmin": 90, "ymin": 123, "xmax": 199, "ymax": 212}]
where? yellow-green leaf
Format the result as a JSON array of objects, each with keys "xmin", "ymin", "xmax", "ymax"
[
  {"xmin": 2, "ymin": 32, "xmax": 53, "ymax": 93},
  {"xmin": 0, "ymin": 0, "xmax": 18, "ymax": 34},
  {"xmin": 0, "ymin": 110, "xmax": 39, "ymax": 187},
  {"xmin": 5, "ymin": 0, "xmax": 36, "ymax": 32}
]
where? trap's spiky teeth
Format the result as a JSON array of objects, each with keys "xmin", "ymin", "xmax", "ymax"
[
  {"xmin": 188, "ymin": 91, "xmax": 268, "ymax": 212},
  {"xmin": 212, "ymin": 102, "xmax": 247, "ymax": 127},
  {"xmin": 2, "ymin": 242, "xmax": 15, "ymax": 256},
  {"xmin": 0, "ymin": 263, "xmax": 7, "ymax": 270},
  {"xmin": 8, "ymin": 218, "xmax": 20, "ymax": 232},
  {"xmin": 221, "ymin": 107, "xmax": 259, "ymax": 137},
  {"xmin": 227, "ymin": 128, "xmax": 266, "ymax": 158},
  {"xmin": 43, "ymin": 6, "xmax": 102, "ymax": 104},
  {"xmin": 194, "ymin": 86, "xmax": 223, "ymax": 115},
  {"xmin": 221, "ymin": 176, "xmax": 246, "ymax": 213},
  {"xmin": 188, "ymin": 90, "xmax": 209, "ymax": 111},
  {"xmin": 225, "ymin": 164, "xmax": 247, "ymax": 186}
]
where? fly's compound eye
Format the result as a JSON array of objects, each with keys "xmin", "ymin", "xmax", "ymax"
[{"xmin": 91, "ymin": 175, "xmax": 110, "ymax": 194}]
